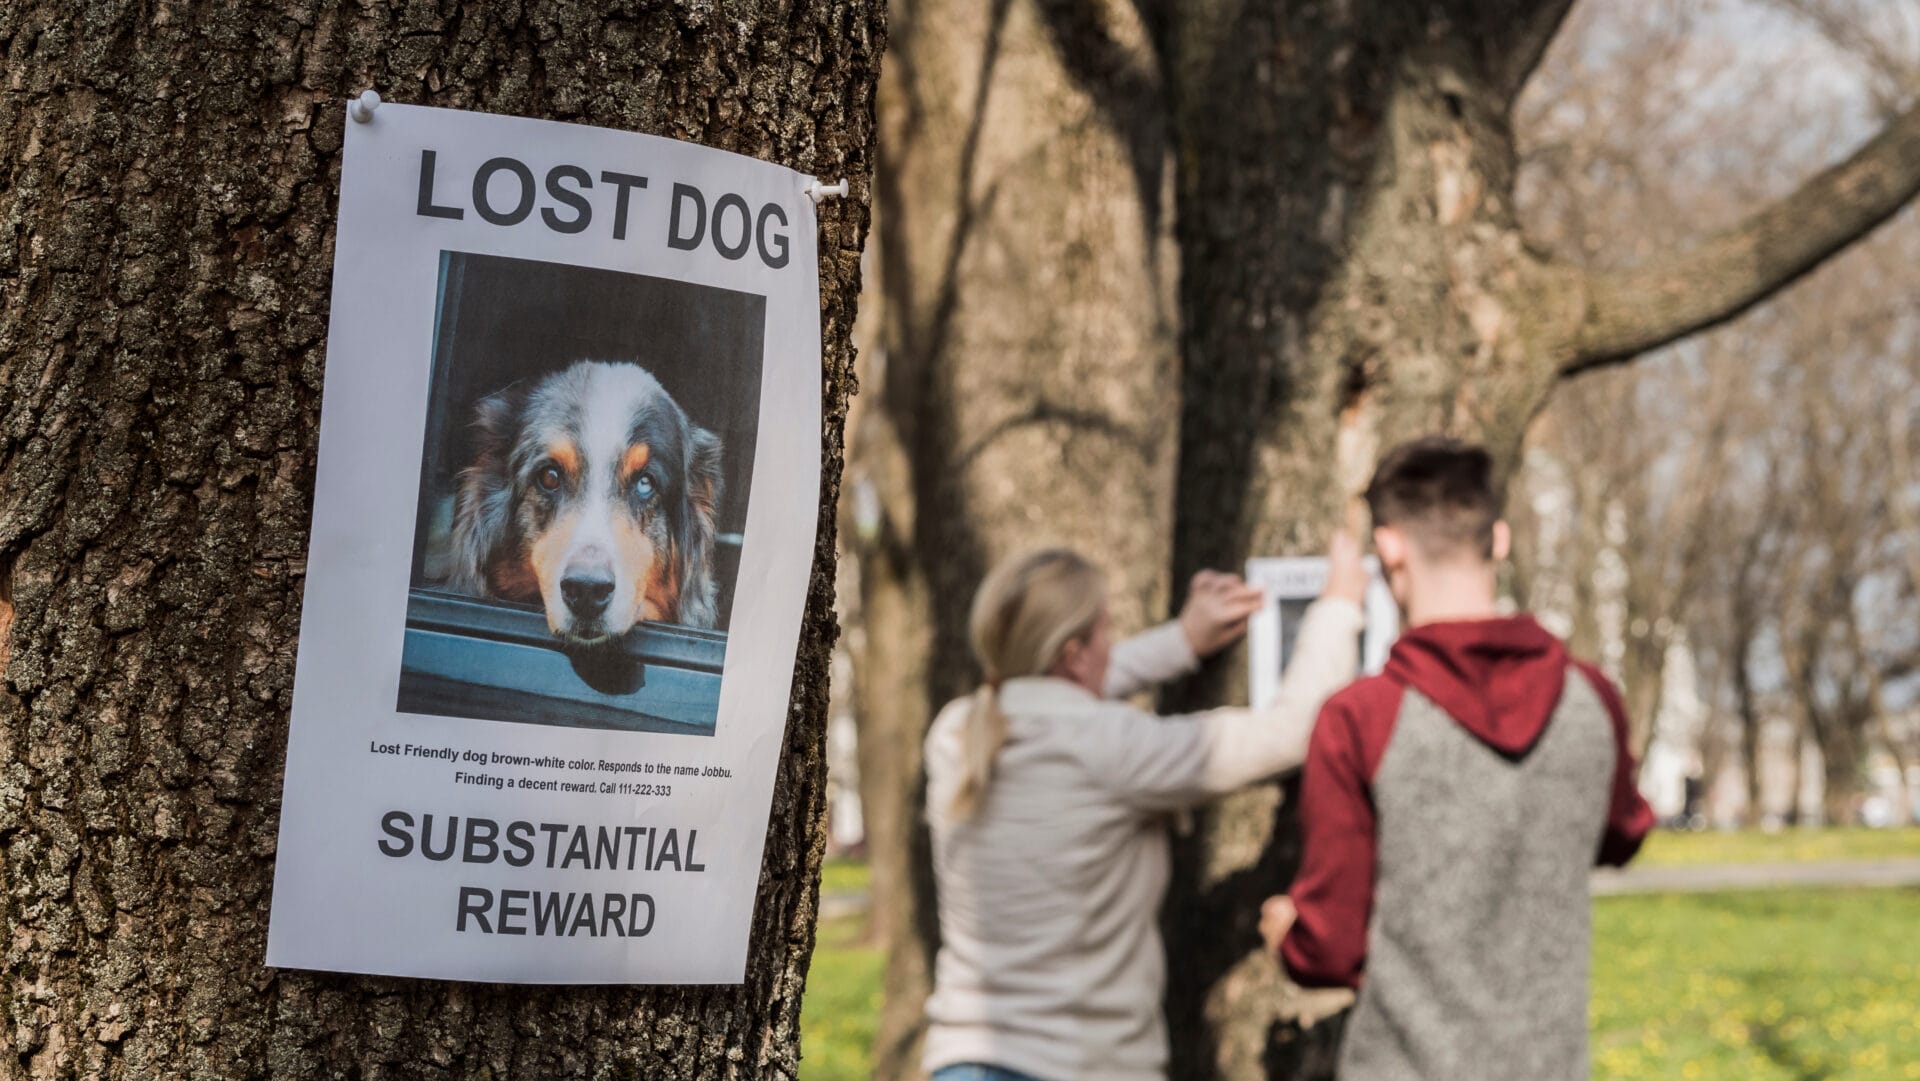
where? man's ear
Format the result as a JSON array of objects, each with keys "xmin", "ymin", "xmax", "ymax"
[
  {"xmin": 1491, "ymin": 520, "xmax": 1512, "ymax": 562},
  {"xmin": 1373, "ymin": 525, "xmax": 1407, "ymax": 570}
]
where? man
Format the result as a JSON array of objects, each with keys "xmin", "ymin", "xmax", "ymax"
[{"xmin": 1260, "ymin": 436, "xmax": 1654, "ymax": 1080}]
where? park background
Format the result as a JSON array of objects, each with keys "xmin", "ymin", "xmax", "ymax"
[{"xmin": 806, "ymin": 1, "xmax": 1920, "ymax": 1079}]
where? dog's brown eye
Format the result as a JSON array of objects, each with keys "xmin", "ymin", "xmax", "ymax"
[{"xmin": 537, "ymin": 465, "xmax": 564, "ymax": 492}]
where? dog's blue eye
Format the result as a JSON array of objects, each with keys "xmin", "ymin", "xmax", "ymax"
[{"xmin": 632, "ymin": 474, "xmax": 657, "ymax": 502}]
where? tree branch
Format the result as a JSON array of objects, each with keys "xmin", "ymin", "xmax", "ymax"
[
  {"xmin": 1564, "ymin": 101, "xmax": 1920, "ymax": 377},
  {"xmin": 1770, "ymin": 0, "xmax": 1920, "ymax": 121},
  {"xmin": 1481, "ymin": 0, "xmax": 1579, "ymax": 103},
  {"xmin": 1888, "ymin": 401, "xmax": 1920, "ymax": 596}
]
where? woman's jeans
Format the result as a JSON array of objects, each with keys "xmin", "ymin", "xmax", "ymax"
[{"xmin": 931, "ymin": 1064, "xmax": 1046, "ymax": 1081}]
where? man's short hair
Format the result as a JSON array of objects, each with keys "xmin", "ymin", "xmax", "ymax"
[{"xmin": 1364, "ymin": 437, "xmax": 1501, "ymax": 559}]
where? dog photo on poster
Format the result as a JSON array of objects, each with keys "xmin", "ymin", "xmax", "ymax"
[{"xmin": 397, "ymin": 253, "xmax": 762, "ymax": 736}]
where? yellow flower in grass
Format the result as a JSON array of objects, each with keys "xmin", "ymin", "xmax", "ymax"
[
  {"xmin": 1708, "ymin": 1013, "xmax": 1749, "ymax": 1046},
  {"xmin": 1851, "ymin": 1044, "xmax": 1889, "ymax": 1070},
  {"xmin": 1597, "ymin": 1045, "xmax": 1643, "ymax": 1078}
]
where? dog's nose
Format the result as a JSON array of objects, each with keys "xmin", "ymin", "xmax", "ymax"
[{"xmin": 561, "ymin": 571, "xmax": 616, "ymax": 618}]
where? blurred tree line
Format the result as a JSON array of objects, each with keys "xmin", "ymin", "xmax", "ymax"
[
  {"xmin": 1510, "ymin": 0, "xmax": 1920, "ymax": 830},
  {"xmin": 830, "ymin": 1, "xmax": 1920, "ymax": 1078}
]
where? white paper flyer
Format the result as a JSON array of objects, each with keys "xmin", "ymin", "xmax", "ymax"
[
  {"xmin": 1245, "ymin": 556, "xmax": 1398, "ymax": 709},
  {"xmin": 266, "ymin": 102, "xmax": 821, "ymax": 984}
]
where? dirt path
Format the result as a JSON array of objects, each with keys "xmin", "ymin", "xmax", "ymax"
[
  {"xmin": 817, "ymin": 858, "xmax": 1920, "ymax": 917},
  {"xmin": 1591, "ymin": 857, "xmax": 1920, "ymax": 896}
]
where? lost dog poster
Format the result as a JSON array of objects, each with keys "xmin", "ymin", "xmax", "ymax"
[
  {"xmin": 1245, "ymin": 556, "xmax": 1398, "ymax": 709},
  {"xmin": 266, "ymin": 102, "xmax": 821, "ymax": 983}
]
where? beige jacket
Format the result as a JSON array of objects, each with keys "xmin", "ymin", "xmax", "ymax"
[{"xmin": 921, "ymin": 598, "xmax": 1365, "ymax": 1081}]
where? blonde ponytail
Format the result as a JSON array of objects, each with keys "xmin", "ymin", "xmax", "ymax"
[
  {"xmin": 948, "ymin": 684, "xmax": 1009, "ymax": 821},
  {"xmin": 947, "ymin": 549, "xmax": 1104, "ymax": 819}
]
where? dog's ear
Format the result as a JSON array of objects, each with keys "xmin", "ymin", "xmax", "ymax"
[
  {"xmin": 672, "ymin": 424, "xmax": 724, "ymax": 628},
  {"xmin": 687, "ymin": 423, "xmax": 724, "ymax": 526},
  {"xmin": 449, "ymin": 389, "xmax": 523, "ymax": 595}
]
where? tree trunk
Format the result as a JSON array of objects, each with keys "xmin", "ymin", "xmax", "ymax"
[
  {"xmin": 1821, "ymin": 732, "xmax": 1863, "ymax": 827},
  {"xmin": 0, "ymin": 3, "xmax": 881, "ymax": 1077},
  {"xmin": 856, "ymin": 0, "xmax": 1182, "ymax": 1075},
  {"xmin": 841, "ymin": 390, "xmax": 939, "ymax": 1072},
  {"xmin": 1734, "ymin": 637, "xmax": 1767, "ymax": 826},
  {"xmin": 1784, "ymin": 726, "xmax": 1808, "ymax": 828},
  {"xmin": 1160, "ymin": 6, "xmax": 1582, "ymax": 1073},
  {"xmin": 1817, "ymin": 701, "xmax": 1874, "ymax": 828},
  {"xmin": 1620, "ymin": 628, "xmax": 1669, "ymax": 764}
]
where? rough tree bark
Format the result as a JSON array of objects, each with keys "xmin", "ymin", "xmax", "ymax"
[
  {"xmin": 0, "ymin": 2, "xmax": 881, "ymax": 1078},
  {"xmin": 863, "ymin": 0, "xmax": 1920, "ymax": 1078}
]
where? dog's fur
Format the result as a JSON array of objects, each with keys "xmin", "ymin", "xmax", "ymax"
[{"xmin": 450, "ymin": 360, "xmax": 723, "ymax": 643}]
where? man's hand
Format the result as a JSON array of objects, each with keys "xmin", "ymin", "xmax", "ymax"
[
  {"xmin": 1178, "ymin": 570, "xmax": 1266, "ymax": 658},
  {"xmin": 1258, "ymin": 894, "xmax": 1298, "ymax": 961},
  {"xmin": 1322, "ymin": 529, "xmax": 1368, "ymax": 606}
]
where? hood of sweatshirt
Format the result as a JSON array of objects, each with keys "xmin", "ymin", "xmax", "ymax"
[{"xmin": 1383, "ymin": 614, "xmax": 1568, "ymax": 757}]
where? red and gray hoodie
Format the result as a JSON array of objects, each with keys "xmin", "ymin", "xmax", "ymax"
[{"xmin": 1280, "ymin": 615, "xmax": 1653, "ymax": 1081}]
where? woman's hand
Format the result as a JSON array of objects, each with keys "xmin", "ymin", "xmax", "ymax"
[
  {"xmin": 1322, "ymin": 529, "xmax": 1368, "ymax": 606},
  {"xmin": 1178, "ymin": 570, "xmax": 1266, "ymax": 658}
]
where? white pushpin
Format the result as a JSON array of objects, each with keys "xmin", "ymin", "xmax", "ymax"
[
  {"xmin": 806, "ymin": 178, "xmax": 850, "ymax": 203},
  {"xmin": 348, "ymin": 89, "xmax": 382, "ymax": 123}
]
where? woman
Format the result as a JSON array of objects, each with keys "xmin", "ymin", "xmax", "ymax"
[{"xmin": 922, "ymin": 537, "xmax": 1368, "ymax": 1081}]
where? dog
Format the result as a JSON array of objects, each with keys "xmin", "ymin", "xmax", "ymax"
[{"xmin": 449, "ymin": 360, "xmax": 723, "ymax": 644}]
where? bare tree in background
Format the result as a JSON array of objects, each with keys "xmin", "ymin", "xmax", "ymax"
[
  {"xmin": 1515, "ymin": 0, "xmax": 1920, "ymax": 829},
  {"xmin": 1770, "ymin": 281, "xmax": 1920, "ymax": 822}
]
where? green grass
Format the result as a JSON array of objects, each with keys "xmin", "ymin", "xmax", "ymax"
[
  {"xmin": 1591, "ymin": 888, "xmax": 1920, "ymax": 1080},
  {"xmin": 800, "ymin": 915, "xmax": 884, "ymax": 1081},
  {"xmin": 820, "ymin": 857, "xmax": 872, "ymax": 897},
  {"xmin": 1634, "ymin": 826, "xmax": 1920, "ymax": 869},
  {"xmin": 799, "ymin": 835, "xmax": 1920, "ymax": 1081}
]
